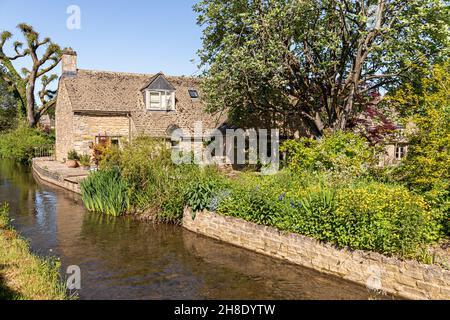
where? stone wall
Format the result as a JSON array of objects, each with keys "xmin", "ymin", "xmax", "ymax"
[
  {"xmin": 183, "ymin": 209, "xmax": 450, "ymax": 300},
  {"xmin": 72, "ymin": 114, "xmax": 131, "ymax": 156},
  {"xmin": 32, "ymin": 159, "xmax": 82, "ymax": 194}
]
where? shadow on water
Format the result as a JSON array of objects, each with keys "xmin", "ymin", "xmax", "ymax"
[{"xmin": 0, "ymin": 159, "xmax": 382, "ymax": 300}]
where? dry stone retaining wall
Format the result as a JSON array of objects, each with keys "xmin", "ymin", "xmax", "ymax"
[{"xmin": 183, "ymin": 208, "xmax": 450, "ymax": 300}]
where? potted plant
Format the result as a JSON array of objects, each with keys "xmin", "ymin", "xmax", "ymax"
[
  {"xmin": 66, "ymin": 150, "xmax": 79, "ymax": 168},
  {"xmin": 78, "ymin": 154, "xmax": 91, "ymax": 170}
]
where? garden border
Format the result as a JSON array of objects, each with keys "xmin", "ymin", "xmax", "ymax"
[{"xmin": 183, "ymin": 208, "xmax": 450, "ymax": 300}]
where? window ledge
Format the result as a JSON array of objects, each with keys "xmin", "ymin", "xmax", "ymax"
[{"xmin": 146, "ymin": 109, "xmax": 176, "ymax": 112}]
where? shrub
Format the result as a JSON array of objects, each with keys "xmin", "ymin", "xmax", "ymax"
[
  {"xmin": 333, "ymin": 182, "xmax": 439, "ymax": 255},
  {"xmin": 80, "ymin": 167, "xmax": 131, "ymax": 217},
  {"xmin": 215, "ymin": 175, "xmax": 442, "ymax": 257},
  {"xmin": 218, "ymin": 186, "xmax": 283, "ymax": 226},
  {"xmin": 0, "ymin": 125, "xmax": 54, "ymax": 163},
  {"xmin": 281, "ymin": 131, "xmax": 378, "ymax": 178},
  {"xmin": 185, "ymin": 172, "xmax": 227, "ymax": 212},
  {"xmin": 78, "ymin": 154, "xmax": 91, "ymax": 167},
  {"xmin": 67, "ymin": 149, "xmax": 79, "ymax": 161},
  {"xmin": 292, "ymin": 187, "xmax": 337, "ymax": 241},
  {"xmin": 387, "ymin": 62, "xmax": 450, "ymax": 237},
  {"xmin": 97, "ymin": 143, "xmax": 121, "ymax": 169}
]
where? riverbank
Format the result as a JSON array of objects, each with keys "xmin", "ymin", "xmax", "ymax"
[{"xmin": 0, "ymin": 203, "xmax": 68, "ymax": 300}]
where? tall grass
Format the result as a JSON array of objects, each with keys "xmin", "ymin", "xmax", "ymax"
[
  {"xmin": 0, "ymin": 203, "xmax": 69, "ymax": 300},
  {"xmin": 80, "ymin": 168, "xmax": 131, "ymax": 217}
]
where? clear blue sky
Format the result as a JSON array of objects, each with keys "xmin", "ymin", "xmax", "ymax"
[{"xmin": 0, "ymin": 0, "xmax": 203, "ymax": 76}]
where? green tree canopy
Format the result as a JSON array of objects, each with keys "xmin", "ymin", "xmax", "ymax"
[
  {"xmin": 389, "ymin": 62, "xmax": 450, "ymax": 194},
  {"xmin": 195, "ymin": 0, "xmax": 449, "ymax": 136}
]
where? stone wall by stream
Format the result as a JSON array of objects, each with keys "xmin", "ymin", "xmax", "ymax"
[{"xmin": 183, "ymin": 208, "xmax": 450, "ymax": 300}]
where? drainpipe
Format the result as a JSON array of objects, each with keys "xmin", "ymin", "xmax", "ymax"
[{"xmin": 128, "ymin": 113, "xmax": 132, "ymax": 144}]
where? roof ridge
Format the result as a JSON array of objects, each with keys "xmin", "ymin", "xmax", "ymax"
[
  {"xmin": 77, "ymin": 68, "xmax": 199, "ymax": 80},
  {"xmin": 77, "ymin": 69, "xmax": 153, "ymax": 77}
]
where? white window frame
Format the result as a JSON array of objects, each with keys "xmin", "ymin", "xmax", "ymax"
[
  {"xmin": 395, "ymin": 145, "xmax": 406, "ymax": 160},
  {"xmin": 145, "ymin": 90, "xmax": 175, "ymax": 111}
]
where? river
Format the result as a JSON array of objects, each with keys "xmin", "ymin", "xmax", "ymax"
[{"xmin": 0, "ymin": 159, "xmax": 374, "ymax": 299}]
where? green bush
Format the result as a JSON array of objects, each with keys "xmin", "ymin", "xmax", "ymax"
[
  {"xmin": 185, "ymin": 179, "xmax": 219, "ymax": 212},
  {"xmin": 215, "ymin": 175, "xmax": 442, "ymax": 257},
  {"xmin": 80, "ymin": 167, "xmax": 131, "ymax": 217},
  {"xmin": 0, "ymin": 125, "xmax": 54, "ymax": 163},
  {"xmin": 117, "ymin": 137, "xmax": 188, "ymax": 221},
  {"xmin": 333, "ymin": 182, "xmax": 439, "ymax": 255},
  {"xmin": 78, "ymin": 154, "xmax": 91, "ymax": 167},
  {"xmin": 387, "ymin": 63, "xmax": 450, "ymax": 237},
  {"xmin": 81, "ymin": 136, "xmax": 226, "ymax": 222},
  {"xmin": 185, "ymin": 172, "xmax": 228, "ymax": 212},
  {"xmin": 281, "ymin": 131, "xmax": 378, "ymax": 178},
  {"xmin": 67, "ymin": 149, "xmax": 79, "ymax": 161},
  {"xmin": 218, "ymin": 186, "xmax": 283, "ymax": 226}
]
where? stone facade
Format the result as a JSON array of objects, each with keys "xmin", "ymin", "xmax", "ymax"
[
  {"xmin": 72, "ymin": 114, "xmax": 132, "ymax": 156},
  {"xmin": 183, "ymin": 208, "xmax": 450, "ymax": 300}
]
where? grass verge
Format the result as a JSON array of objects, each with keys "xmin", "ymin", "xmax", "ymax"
[{"xmin": 0, "ymin": 203, "xmax": 68, "ymax": 300}]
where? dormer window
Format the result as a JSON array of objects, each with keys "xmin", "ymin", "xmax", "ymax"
[
  {"xmin": 142, "ymin": 73, "xmax": 177, "ymax": 111},
  {"xmin": 146, "ymin": 90, "xmax": 175, "ymax": 110}
]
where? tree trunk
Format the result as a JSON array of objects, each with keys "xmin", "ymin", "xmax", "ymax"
[{"xmin": 26, "ymin": 74, "xmax": 36, "ymax": 127}]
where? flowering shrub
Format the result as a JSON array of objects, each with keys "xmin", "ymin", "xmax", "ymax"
[
  {"xmin": 214, "ymin": 174, "xmax": 442, "ymax": 257},
  {"xmin": 332, "ymin": 183, "xmax": 440, "ymax": 255}
]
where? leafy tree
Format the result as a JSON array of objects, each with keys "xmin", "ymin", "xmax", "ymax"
[
  {"xmin": 388, "ymin": 62, "xmax": 450, "ymax": 235},
  {"xmin": 195, "ymin": 0, "xmax": 449, "ymax": 136},
  {"xmin": 389, "ymin": 62, "xmax": 450, "ymax": 193},
  {"xmin": 0, "ymin": 24, "xmax": 61, "ymax": 127},
  {"xmin": 0, "ymin": 67, "xmax": 17, "ymax": 131}
]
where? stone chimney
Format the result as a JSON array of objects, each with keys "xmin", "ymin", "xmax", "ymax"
[{"xmin": 61, "ymin": 48, "xmax": 77, "ymax": 76}]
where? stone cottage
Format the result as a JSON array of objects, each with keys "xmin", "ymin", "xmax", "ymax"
[{"xmin": 55, "ymin": 49, "xmax": 225, "ymax": 162}]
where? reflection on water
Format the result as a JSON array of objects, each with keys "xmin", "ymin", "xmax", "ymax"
[{"xmin": 0, "ymin": 160, "xmax": 374, "ymax": 300}]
